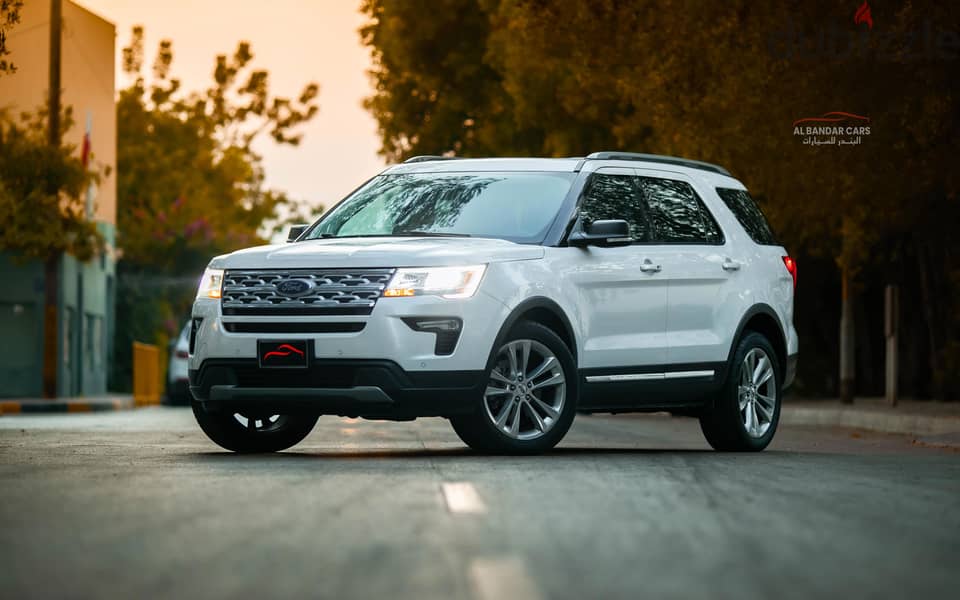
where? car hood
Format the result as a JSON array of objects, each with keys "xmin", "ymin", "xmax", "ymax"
[{"xmin": 209, "ymin": 237, "xmax": 544, "ymax": 270}]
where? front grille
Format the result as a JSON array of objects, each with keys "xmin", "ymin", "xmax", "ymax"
[
  {"xmin": 222, "ymin": 322, "xmax": 365, "ymax": 334},
  {"xmin": 221, "ymin": 269, "xmax": 395, "ymax": 316}
]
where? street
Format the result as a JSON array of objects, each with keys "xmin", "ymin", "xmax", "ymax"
[{"xmin": 1, "ymin": 409, "xmax": 958, "ymax": 600}]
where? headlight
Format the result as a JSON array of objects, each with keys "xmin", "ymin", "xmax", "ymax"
[
  {"xmin": 196, "ymin": 268, "xmax": 224, "ymax": 300},
  {"xmin": 384, "ymin": 265, "xmax": 486, "ymax": 299}
]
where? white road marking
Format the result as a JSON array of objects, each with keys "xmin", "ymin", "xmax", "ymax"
[
  {"xmin": 441, "ymin": 482, "xmax": 487, "ymax": 514},
  {"xmin": 470, "ymin": 557, "xmax": 543, "ymax": 600}
]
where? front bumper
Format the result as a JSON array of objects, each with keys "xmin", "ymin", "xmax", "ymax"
[
  {"xmin": 189, "ymin": 359, "xmax": 484, "ymax": 418},
  {"xmin": 190, "ymin": 290, "xmax": 508, "ymax": 373},
  {"xmin": 188, "ymin": 283, "xmax": 510, "ymax": 418}
]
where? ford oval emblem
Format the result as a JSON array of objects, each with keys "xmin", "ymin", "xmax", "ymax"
[{"xmin": 276, "ymin": 278, "xmax": 314, "ymax": 297}]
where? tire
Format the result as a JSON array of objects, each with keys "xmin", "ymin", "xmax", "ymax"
[
  {"xmin": 450, "ymin": 321, "xmax": 577, "ymax": 454},
  {"xmin": 700, "ymin": 332, "xmax": 782, "ymax": 451},
  {"xmin": 192, "ymin": 402, "xmax": 319, "ymax": 453}
]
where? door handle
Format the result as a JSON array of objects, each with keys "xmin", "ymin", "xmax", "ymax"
[
  {"xmin": 640, "ymin": 259, "xmax": 662, "ymax": 273},
  {"xmin": 722, "ymin": 258, "xmax": 741, "ymax": 271}
]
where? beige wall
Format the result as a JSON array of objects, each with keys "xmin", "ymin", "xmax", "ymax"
[{"xmin": 0, "ymin": 0, "xmax": 116, "ymax": 227}]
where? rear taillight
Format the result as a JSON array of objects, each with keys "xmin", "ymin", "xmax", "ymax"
[
  {"xmin": 782, "ymin": 256, "xmax": 797, "ymax": 291},
  {"xmin": 175, "ymin": 350, "xmax": 189, "ymax": 359}
]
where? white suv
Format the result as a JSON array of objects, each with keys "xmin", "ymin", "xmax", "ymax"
[{"xmin": 188, "ymin": 152, "xmax": 798, "ymax": 454}]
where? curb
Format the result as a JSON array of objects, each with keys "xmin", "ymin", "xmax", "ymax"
[
  {"xmin": 781, "ymin": 406, "xmax": 960, "ymax": 436},
  {"xmin": 0, "ymin": 396, "xmax": 136, "ymax": 416}
]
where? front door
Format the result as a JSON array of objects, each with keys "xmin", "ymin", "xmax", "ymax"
[{"xmin": 567, "ymin": 168, "xmax": 669, "ymax": 369}]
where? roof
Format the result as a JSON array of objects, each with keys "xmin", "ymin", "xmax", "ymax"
[
  {"xmin": 585, "ymin": 152, "xmax": 731, "ymax": 176},
  {"xmin": 382, "ymin": 153, "xmax": 734, "ymax": 178},
  {"xmin": 384, "ymin": 157, "xmax": 582, "ymax": 174}
]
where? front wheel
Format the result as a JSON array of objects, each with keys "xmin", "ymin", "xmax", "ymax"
[
  {"xmin": 699, "ymin": 332, "xmax": 782, "ymax": 451},
  {"xmin": 450, "ymin": 321, "xmax": 577, "ymax": 454},
  {"xmin": 192, "ymin": 403, "xmax": 319, "ymax": 453}
]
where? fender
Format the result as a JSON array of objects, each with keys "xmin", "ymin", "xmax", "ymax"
[
  {"xmin": 489, "ymin": 296, "xmax": 578, "ymax": 363},
  {"xmin": 722, "ymin": 303, "xmax": 788, "ymax": 383}
]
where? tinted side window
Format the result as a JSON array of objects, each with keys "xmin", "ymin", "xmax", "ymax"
[
  {"xmin": 579, "ymin": 173, "xmax": 648, "ymax": 242},
  {"xmin": 639, "ymin": 177, "xmax": 723, "ymax": 244},
  {"xmin": 716, "ymin": 188, "xmax": 777, "ymax": 245}
]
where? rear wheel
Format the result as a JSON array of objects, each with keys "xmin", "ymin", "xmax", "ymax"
[
  {"xmin": 699, "ymin": 332, "xmax": 781, "ymax": 451},
  {"xmin": 451, "ymin": 321, "xmax": 577, "ymax": 454},
  {"xmin": 192, "ymin": 403, "xmax": 318, "ymax": 453}
]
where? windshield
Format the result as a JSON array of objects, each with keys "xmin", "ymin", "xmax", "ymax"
[{"xmin": 306, "ymin": 172, "xmax": 575, "ymax": 243}]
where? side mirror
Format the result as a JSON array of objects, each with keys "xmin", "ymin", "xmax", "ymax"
[
  {"xmin": 286, "ymin": 224, "xmax": 309, "ymax": 242},
  {"xmin": 568, "ymin": 219, "xmax": 632, "ymax": 247}
]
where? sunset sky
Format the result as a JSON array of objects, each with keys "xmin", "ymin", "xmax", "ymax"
[{"xmin": 77, "ymin": 0, "xmax": 386, "ymax": 219}]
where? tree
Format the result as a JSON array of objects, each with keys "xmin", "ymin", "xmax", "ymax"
[
  {"xmin": 0, "ymin": 106, "xmax": 104, "ymax": 262},
  {"xmin": 0, "ymin": 0, "xmax": 22, "ymax": 77},
  {"xmin": 360, "ymin": 0, "xmax": 543, "ymax": 161},
  {"xmin": 112, "ymin": 27, "xmax": 321, "ymax": 389},
  {"xmin": 118, "ymin": 26, "xmax": 319, "ymax": 271},
  {"xmin": 360, "ymin": 0, "xmax": 960, "ymax": 398}
]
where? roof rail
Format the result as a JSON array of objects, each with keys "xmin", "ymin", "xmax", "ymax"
[
  {"xmin": 402, "ymin": 155, "xmax": 463, "ymax": 164},
  {"xmin": 585, "ymin": 152, "xmax": 731, "ymax": 176}
]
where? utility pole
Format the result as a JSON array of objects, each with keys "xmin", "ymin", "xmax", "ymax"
[
  {"xmin": 42, "ymin": 0, "xmax": 62, "ymax": 398},
  {"xmin": 839, "ymin": 265, "xmax": 856, "ymax": 404},
  {"xmin": 885, "ymin": 284, "xmax": 899, "ymax": 406},
  {"xmin": 48, "ymin": 0, "xmax": 61, "ymax": 146}
]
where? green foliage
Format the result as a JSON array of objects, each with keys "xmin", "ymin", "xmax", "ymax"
[
  {"xmin": 0, "ymin": 0, "xmax": 22, "ymax": 76},
  {"xmin": 117, "ymin": 26, "xmax": 320, "ymax": 273},
  {"xmin": 362, "ymin": 1, "xmax": 958, "ymax": 261},
  {"xmin": 360, "ymin": 0, "xmax": 543, "ymax": 161},
  {"xmin": 0, "ymin": 107, "xmax": 104, "ymax": 261},
  {"xmin": 112, "ymin": 27, "xmax": 321, "ymax": 390}
]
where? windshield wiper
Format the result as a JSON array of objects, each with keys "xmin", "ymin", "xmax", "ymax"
[
  {"xmin": 392, "ymin": 231, "xmax": 472, "ymax": 238},
  {"xmin": 310, "ymin": 232, "xmax": 471, "ymax": 240}
]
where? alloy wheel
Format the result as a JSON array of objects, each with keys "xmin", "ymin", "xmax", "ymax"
[
  {"xmin": 738, "ymin": 348, "xmax": 777, "ymax": 438},
  {"xmin": 483, "ymin": 339, "xmax": 566, "ymax": 441}
]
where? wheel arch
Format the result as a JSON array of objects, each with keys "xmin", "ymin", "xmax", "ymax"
[
  {"xmin": 727, "ymin": 304, "xmax": 788, "ymax": 380},
  {"xmin": 492, "ymin": 297, "xmax": 578, "ymax": 363}
]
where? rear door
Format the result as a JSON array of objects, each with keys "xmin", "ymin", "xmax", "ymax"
[
  {"xmin": 633, "ymin": 170, "xmax": 737, "ymax": 368},
  {"xmin": 569, "ymin": 168, "xmax": 670, "ymax": 369}
]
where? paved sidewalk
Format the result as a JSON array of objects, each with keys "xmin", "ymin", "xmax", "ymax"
[
  {"xmin": 782, "ymin": 397, "xmax": 960, "ymax": 438},
  {"xmin": 0, "ymin": 394, "xmax": 135, "ymax": 415}
]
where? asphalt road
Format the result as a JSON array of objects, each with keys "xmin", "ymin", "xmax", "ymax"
[{"xmin": 1, "ymin": 408, "xmax": 958, "ymax": 600}]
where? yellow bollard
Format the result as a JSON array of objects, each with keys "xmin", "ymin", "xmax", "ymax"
[{"xmin": 133, "ymin": 341, "xmax": 161, "ymax": 406}]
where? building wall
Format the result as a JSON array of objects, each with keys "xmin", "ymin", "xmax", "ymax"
[
  {"xmin": 2, "ymin": 1, "xmax": 117, "ymax": 226},
  {"xmin": 62, "ymin": 0, "xmax": 117, "ymax": 226},
  {"xmin": 0, "ymin": 256, "xmax": 46, "ymax": 397},
  {"xmin": 0, "ymin": 1, "xmax": 116, "ymax": 398}
]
